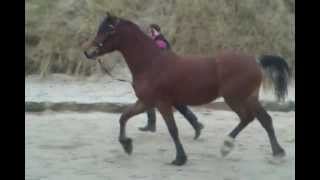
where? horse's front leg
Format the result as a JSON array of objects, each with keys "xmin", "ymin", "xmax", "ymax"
[
  {"xmin": 119, "ymin": 100, "xmax": 148, "ymax": 154},
  {"xmin": 157, "ymin": 102, "xmax": 187, "ymax": 166}
]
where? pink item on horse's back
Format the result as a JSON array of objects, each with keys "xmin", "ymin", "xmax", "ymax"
[{"xmin": 155, "ymin": 40, "xmax": 167, "ymax": 49}]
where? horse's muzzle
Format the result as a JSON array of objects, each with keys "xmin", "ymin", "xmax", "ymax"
[
  {"xmin": 84, "ymin": 51, "xmax": 93, "ymax": 59},
  {"xmin": 83, "ymin": 47, "xmax": 98, "ymax": 60}
]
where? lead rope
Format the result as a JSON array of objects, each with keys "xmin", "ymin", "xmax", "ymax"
[{"xmin": 97, "ymin": 59, "xmax": 131, "ymax": 83}]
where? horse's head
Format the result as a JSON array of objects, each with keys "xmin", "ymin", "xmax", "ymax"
[{"xmin": 84, "ymin": 12, "xmax": 122, "ymax": 59}]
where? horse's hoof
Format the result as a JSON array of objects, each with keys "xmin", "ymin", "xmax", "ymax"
[
  {"xmin": 220, "ymin": 136, "xmax": 235, "ymax": 157},
  {"xmin": 194, "ymin": 123, "xmax": 204, "ymax": 140},
  {"xmin": 273, "ymin": 149, "xmax": 286, "ymax": 158},
  {"xmin": 268, "ymin": 154, "xmax": 286, "ymax": 165},
  {"xmin": 120, "ymin": 138, "xmax": 133, "ymax": 155},
  {"xmin": 171, "ymin": 155, "xmax": 187, "ymax": 166}
]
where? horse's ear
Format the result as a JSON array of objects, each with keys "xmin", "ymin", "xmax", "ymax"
[
  {"xmin": 106, "ymin": 12, "xmax": 117, "ymax": 21},
  {"xmin": 107, "ymin": 12, "xmax": 120, "ymax": 25},
  {"xmin": 106, "ymin": 12, "xmax": 112, "ymax": 18},
  {"xmin": 106, "ymin": 12, "xmax": 116, "ymax": 19}
]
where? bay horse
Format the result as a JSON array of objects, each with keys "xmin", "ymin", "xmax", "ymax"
[{"xmin": 83, "ymin": 13, "xmax": 291, "ymax": 166}]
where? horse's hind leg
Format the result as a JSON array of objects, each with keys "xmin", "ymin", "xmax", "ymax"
[
  {"xmin": 119, "ymin": 100, "xmax": 148, "ymax": 155},
  {"xmin": 221, "ymin": 98, "xmax": 255, "ymax": 157},
  {"xmin": 157, "ymin": 102, "xmax": 187, "ymax": 166},
  {"xmin": 255, "ymin": 102, "xmax": 285, "ymax": 157},
  {"xmin": 222, "ymin": 96, "xmax": 285, "ymax": 158}
]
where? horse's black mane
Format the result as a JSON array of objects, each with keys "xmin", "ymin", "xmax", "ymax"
[
  {"xmin": 97, "ymin": 15, "xmax": 125, "ymax": 34},
  {"xmin": 98, "ymin": 13, "xmax": 150, "ymax": 37}
]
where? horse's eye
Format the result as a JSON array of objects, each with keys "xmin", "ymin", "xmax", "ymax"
[
  {"xmin": 106, "ymin": 25, "xmax": 115, "ymax": 32},
  {"xmin": 108, "ymin": 25, "xmax": 114, "ymax": 29}
]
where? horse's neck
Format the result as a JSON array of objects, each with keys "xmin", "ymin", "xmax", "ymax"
[{"xmin": 117, "ymin": 26, "xmax": 162, "ymax": 79}]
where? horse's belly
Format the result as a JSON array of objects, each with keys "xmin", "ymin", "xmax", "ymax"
[
  {"xmin": 173, "ymin": 83, "xmax": 220, "ymax": 106},
  {"xmin": 188, "ymin": 89, "xmax": 219, "ymax": 105},
  {"xmin": 184, "ymin": 96, "xmax": 218, "ymax": 106}
]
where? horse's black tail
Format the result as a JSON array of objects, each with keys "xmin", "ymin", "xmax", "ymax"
[{"xmin": 257, "ymin": 55, "xmax": 292, "ymax": 102}]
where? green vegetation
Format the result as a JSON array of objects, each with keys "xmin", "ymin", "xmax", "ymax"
[{"xmin": 26, "ymin": 0, "xmax": 295, "ymax": 77}]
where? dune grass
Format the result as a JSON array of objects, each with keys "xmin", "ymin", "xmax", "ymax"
[{"xmin": 26, "ymin": 0, "xmax": 295, "ymax": 77}]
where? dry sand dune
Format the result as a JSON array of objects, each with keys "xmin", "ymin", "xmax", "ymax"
[{"xmin": 26, "ymin": 109, "xmax": 294, "ymax": 180}]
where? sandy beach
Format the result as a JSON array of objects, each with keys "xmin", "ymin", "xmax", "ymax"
[
  {"xmin": 26, "ymin": 109, "xmax": 294, "ymax": 180},
  {"xmin": 25, "ymin": 74, "xmax": 295, "ymax": 180}
]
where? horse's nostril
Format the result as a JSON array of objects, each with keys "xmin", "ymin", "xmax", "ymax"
[
  {"xmin": 84, "ymin": 51, "xmax": 90, "ymax": 59},
  {"xmin": 84, "ymin": 48, "xmax": 98, "ymax": 60}
]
